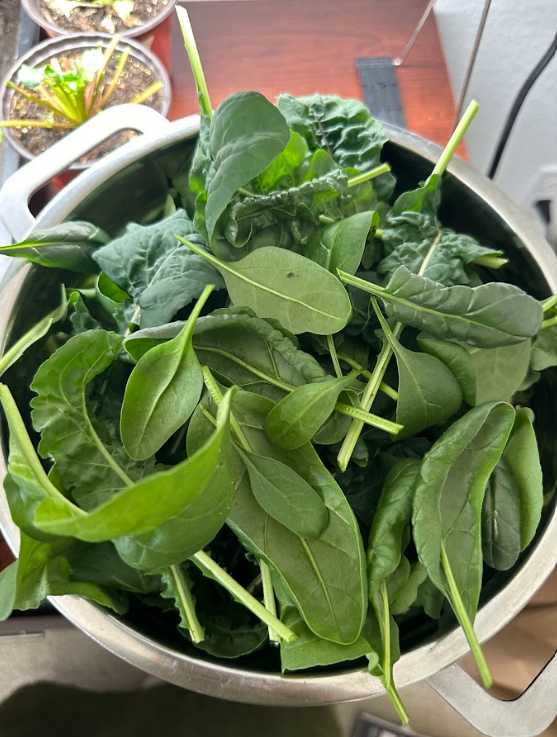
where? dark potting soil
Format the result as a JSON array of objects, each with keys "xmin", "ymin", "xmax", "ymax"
[
  {"xmin": 39, "ymin": 0, "xmax": 171, "ymax": 35},
  {"xmin": 9, "ymin": 48, "xmax": 166, "ymax": 165}
]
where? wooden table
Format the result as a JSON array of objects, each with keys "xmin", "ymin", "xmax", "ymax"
[
  {"xmin": 0, "ymin": 0, "xmax": 457, "ymax": 572},
  {"xmin": 170, "ymin": 0, "xmax": 458, "ymax": 147}
]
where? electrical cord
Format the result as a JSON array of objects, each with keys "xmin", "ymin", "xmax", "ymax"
[{"xmin": 488, "ymin": 31, "xmax": 557, "ymax": 179}]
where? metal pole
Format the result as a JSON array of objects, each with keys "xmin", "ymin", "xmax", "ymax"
[
  {"xmin": 453, "ymin": 0, "xmax": 493, "ymax": 127},
  {"xmin": 392, "ymin": 0, "xmax": 438, "ymax": 67}
]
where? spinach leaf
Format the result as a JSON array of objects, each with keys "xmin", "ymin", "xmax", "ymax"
[
  {"xmin": 0, "ymin": 386, "xmax": 84, "ymax": 538},
  {"xmin": 192, "ymin": 575, "xmax": 268, "ymax": 658},
  {"xmin": 0, "ymin": 531, "xmax": 127, "ymax": 620},
  {"xmin": 412, "ymin": 401, "xmax": 515, "ymax": 685},
  {"xmin": 256, "ymin": 130, "xmax": 309, "ymax": 192},
  {"xmin": 417, "ymin": 335, "xmax": 531, "ymax": 405},
  {"xmin": 373, "ymin": 301, "xmax": 462, "ymax": 438},
  {"xmin": 178, "ymin": 240, "xmax": 352, "ymax": 335},
  {"xmin": 367, "ymin": 460, "xmax": 420, "ymax": 694},
  {"xmin": 188, "ymin": 390, "xmax": 367, "ymax": 645},
  {"xmin": 0, "ymin": 285, "xmax": 73, "ymax": 379},
  {"xmin": 239, "ymin": 449, "xmax": 329, "ymax": 539},
  {"xmin": 69, "ymin": 293, "xmax": 102, "ymax": 334},
  {"xmin": 0, "ymin": 221, "xmax": 108, "ymax": 272},
  {"xmin": 120, "ymin": 285, "xmax": 212, "ymax": 461},
  {"xmin": 31, "ymin": 330, "xmax": 135, "ymax": 510},
  {"xmin": 343, "ymin": 266, "xmax": 543, "ymax": 347},
  {"xmin": 387, "ymin": 558, "xmax": 427, "ymax": 616},
  {"xmin": 379, "ymin": 212, "xmax": 503, "ymax": 286},
  {"xmin": 187, "ymin": 113, "xmax": 212, "ymax": 217},
  {"xmin": 305, "ymin": 211, "xmax": 378, "ymax": 276},
  {"xmin": 482, "ymin": 457, "xmax": 521, "ymax": 571},
  {"xmin": 505, "ymin": 408, "xmax": 544, "ymax": 549},
  {"xmin": 93, "ymin": 210, "xmax": 223, "ymax": 328},
  {"xmin": 390, "ymin": 175, "xmax": 441, "ymax": 219},
  {"xmin": 125, "ymin": 307, "xmax": 327, "ymax": 400},
  {"xmin": 280, "ymin": 606, "xmax": 373, "ymax": 671},
  {"xmin": 14, "ymin": 390, "xmax": 234, "ymax": 570},
  {"xmin": 205, "ymin": 91, "xmax": 290, "ymax": 242},
  {"xmin": 531, "ymin": 323, "xmax": 557, "ymax": 372},
  {"xmin": 264, "ymin": 372, "xmax": 357, "ymax": 449},
  {"xmin": 277, "ymin": 94, "xmax": 393, "ymax": 199},
  {"xmin": 368, "ymin": 460, "xmax": 420, "ymax": 595},
  {"xmin": 68, "ymin": 541, "xmax": 158, "ymax": 593},
  {"xmin": 160, "ymin": 563, "xmax": 205, "ymax": 642}
]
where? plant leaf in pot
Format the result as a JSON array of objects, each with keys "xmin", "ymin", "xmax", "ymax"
[
  {"xmin": 0, "ymin": 32, "xmax": 171, "ymax": 176},
  {"xmin": 22, "ymin": 0, "xmax": 177, "ymax": 72}
]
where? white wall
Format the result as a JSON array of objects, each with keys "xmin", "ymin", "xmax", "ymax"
[{"xmin": 435, "ymin": 0, "xmax": 557, "ymax": 228}]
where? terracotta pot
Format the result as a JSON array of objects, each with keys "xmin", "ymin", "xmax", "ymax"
[
  {"xmin": 21, "ymin": 0, "xmax": 176, "ymax": 72},
  {"xmin": 0, "ymin": 33, "xmax": 172, "ymax": 188}
]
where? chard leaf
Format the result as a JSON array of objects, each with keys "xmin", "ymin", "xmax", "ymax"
[
  {"xmin": 264, "ymin": 372, "xmax": 356, "ymax": 449},
  {"xmin": 239, "ymin": 450, "xmax": 329, "ymax": 539},
  {"xmin": 205, "ymin": 91, "xmax": 290, "ymax": 242},
  {"xmin": 93, "ymin": 210, "xmax": 223, "ymax": 328},
  {"xmin": 178, "ymin": 241, "xmax": 352, "ymax": 335},
  {"xmin": 345, "ymin": 265, "xmax": 543, "ymax": 347},
  {"xmin": 277, "ymin": 93, "xmax": 393, "ymax": 199},
  {"xmin": 305, "ymin": 211, "xmax": 378, "ymax": 276},
  {"xmin": 380, "ymin": 212, "xmax": 503, "ymax": 286},
  {"xmin": 223, "ymin": 157, "xmax": 348, "ymax": 248},
  {"xmin": 418, "ymin": 335, "xmax": 531, "ymax": 405},
  {"xmin": 120, "ymin": 286, "xmax": 211, "ymax": 461},
  {"xmin": 0, "ymin": 221, "xmax": 108, "ymax": 272},
  {"xmin": 30, "ymin": 330, "xmax": 136, "ymax": 510},
  {"xmin": 187, "ymin": 390, "xmax": 367, "ymax": 645}
]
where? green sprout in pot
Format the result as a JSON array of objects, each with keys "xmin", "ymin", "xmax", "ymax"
[
  {"xmin": 0, "ymin": 35, "xmax": 162, "ymax": 139},
  {"xmin": 46, "ymin": 0, "xmax": 135, "ymax": 25}
]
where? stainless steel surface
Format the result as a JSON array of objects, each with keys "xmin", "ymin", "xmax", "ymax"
[
  {"xmin": 392, "ymin": 0, "xmax": 438, "ymax": 67},
  {"xmin": 0, "ymin": 33, "xmax": 172, "ymax": 168},
  {"xmin": 21, "ymin": 0, "xmax": 177, "ymax": 40},
  {"xmin": 0, "ymin": 104, "xmax": 173, "ymax": 241},
  {"xmin": 427, "ymin": 658, "xmax": 557, "ymax": 737},
  {"xmin": 453, "ymin": 0, "xmax": 493, "ymax": 127},
  {"xmin": 0, "ymin": 112, "xmax": 555, "ymax": 730}
]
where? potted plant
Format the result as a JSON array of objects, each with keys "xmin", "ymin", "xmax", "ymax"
[
  {"xmin": 21, "ymin": 0, "xmax": 176, "ymax": 72},
  {"xmin": 0, "ymin": 33, "xmax": 171, "ymax": 173}
]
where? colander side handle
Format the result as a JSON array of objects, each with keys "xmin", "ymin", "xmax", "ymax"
[
  {"xmin": 0, "ymin": 104, "xmax": 172, "ymax": 243},
  {"xmin": 426, "ymin": 654, "xmax": 557, "ymax": 737}
]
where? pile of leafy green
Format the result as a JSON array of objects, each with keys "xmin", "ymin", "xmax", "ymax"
[{"xmin": 0, "ymin": 8, "xmax": 556, "ymax": 725}]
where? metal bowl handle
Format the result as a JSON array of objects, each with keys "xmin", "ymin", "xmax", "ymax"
[
  {"xmin": 0, "ymin": 104, "xmax": 172, "ymax": 242},
  {"xmin": 427, "ymin": 654, "xmax": 557, "ymax": 737}
]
